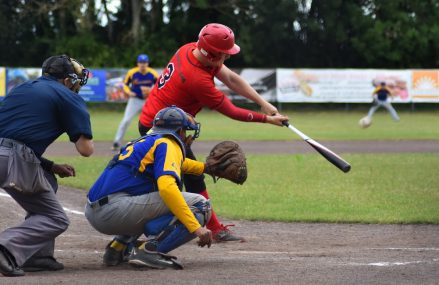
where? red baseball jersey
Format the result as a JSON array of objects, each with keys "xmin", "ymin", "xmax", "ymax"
[{"xmin": 140, "ymin": 43, "xmax": 225, "ymax": 127}]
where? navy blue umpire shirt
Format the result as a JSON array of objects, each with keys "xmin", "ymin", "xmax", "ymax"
[{"xmin": 0, "ymin": 75, "xmax": 93, "ymax": 157}]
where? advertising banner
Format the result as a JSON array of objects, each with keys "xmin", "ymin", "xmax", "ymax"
[
  {"xmin": 276, "ymin": 69, "xmax": 411, "ymax": 103},
  {"xmin": 0, "ymin": 67, "xmax": 5, "ymax": 97},
  {"xmin": 1, "ymin": 67, "xmax": 438, "ymax": 103},
  {"xmin": 215, "ymin": 68, "xmax": 276, "ymax": 102},
  {"xmin": 410, "ymin": 70, "xmax": 439, "ymax": 102},
  {"xmin": 6, "ymin": 68, "xmax": 41, "ymax": 94},
  {"xmin": 78, "ymin": 69, "xmax": 107, "ymax": 102},
  {"xmin": 105, "ymin": 69, "xmax": 129, "ymax": 102}
]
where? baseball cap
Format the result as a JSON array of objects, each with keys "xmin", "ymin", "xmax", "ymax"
[
  {"xmin": 42, "ymin": 54, "xmax": 89, "ymax": 86},
  {"xmin": 42, "ymin": 55, "xmax": 76, "ymax": 79},
  {"xmin": 137, "ymin": 54, "xmax": 149, "ymax": 63}
]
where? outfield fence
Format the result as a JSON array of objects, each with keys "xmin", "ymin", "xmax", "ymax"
[{"xmin": 1, "ymin": 67, "xmax": 438, "ymax": 103}]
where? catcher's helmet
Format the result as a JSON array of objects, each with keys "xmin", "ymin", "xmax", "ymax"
[
  {"xmin": 151, "ymin": 106, "xmax": 200, "ymax": 153},
  {"xmin": 196, "ymin": 23, "xmax": 240, "ymax": 61},
  {"xmin": 42, "ymin": 55, "xmax": 89, "ymax": 87}
]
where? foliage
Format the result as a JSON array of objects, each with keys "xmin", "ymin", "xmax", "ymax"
[{"xmin": 0, "ymin": 0, "xmax": 438, "ymax": 68}]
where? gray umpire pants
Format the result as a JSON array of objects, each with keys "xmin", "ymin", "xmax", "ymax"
[
  {"xmin": 367, "ymin": 99, "xmax": 400, "ymax": 121},
  {"xmin": 0, "ymin": 145, "xmax": 69, "ymax": 266},
  {"xmin": 85, "ymin": 191, "xmax": 206, "ymax": 236},
  {"xmin": 113, "ymin": 97, "xmax": 145, "ymax": 145}
]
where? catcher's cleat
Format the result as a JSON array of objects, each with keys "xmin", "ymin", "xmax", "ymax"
[
  {"xmin": 103, "ymin": 239, "xmax": 141, "ymax": 266},
  {"xmin": 22, "ymin": 256, "xmax": 64, "ymax": 272},
  {"xmin": 212, "ymin": 224, "xmax": 246, "ymax": 242},
  {"xmin": 128, "ymin": 248, "xmax": 183, "ymax": 270},
  {"xmin": 103, "ymin": 240, "xmax": 131, "ymax": 266},
  {"xmin": 103, "ymin": 246, "xmax": 124, "ymax": 266}
]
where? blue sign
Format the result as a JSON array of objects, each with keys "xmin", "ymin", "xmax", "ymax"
[{"xmin": 78, "ymin": 69, "xmax": 106, "ymax": 102}]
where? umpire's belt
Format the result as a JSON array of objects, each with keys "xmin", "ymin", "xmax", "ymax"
[
  {"xmin": 0, "ymin": 138, "xmax": 23, "ymax": 148},
  {"xmin": 87, "ymin": 196, "xmax": 110, "ymax": 209}
]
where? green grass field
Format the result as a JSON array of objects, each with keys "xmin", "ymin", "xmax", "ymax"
[
  {"xmin": 50, "ymin": 108, "xmax": 439, "ymax": 224},
  {"xmin": 51, "ymin": 153, "xmax": 439, "ymax": 224},
  {"xmin": 58, "ymin": 109, "xmax": 439, "ymax": 142}
]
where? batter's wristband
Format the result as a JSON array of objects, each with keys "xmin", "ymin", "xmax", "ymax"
[{"xmin": 40, "ymin": 157, "xmax": 54, "ymax": 172}]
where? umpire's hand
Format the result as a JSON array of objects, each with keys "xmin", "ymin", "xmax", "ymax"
[
  {"xmin": 52, "ymin": 164, "xmax": 76, "ymax": 178},
  {"xmin": 194, "ymin": 227, "xmax": 212, "ymax": 248}
]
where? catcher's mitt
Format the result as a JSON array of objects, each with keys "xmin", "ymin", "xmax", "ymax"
[{"xmin": 204, "ymin": 141, "xmax": 247, "ymax": 184}]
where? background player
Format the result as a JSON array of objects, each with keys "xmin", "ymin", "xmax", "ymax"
[
  {"xmin": 86, "ymin": 106, "xmax": 212, "ymax": 269},
  {"xmin": 367, "ymin": 81, "xmax": 400, "ymax": 121},
  {"xmin": 360, "ymin": 81, "xmax": 400, "ymax": 128},
  {"xmin": 138, "ymin": 23, "xmax": 288, "ymax": 242},
  {"xmin": 112, "ymin": 54, "xmax": 158, "ymax": 151}
]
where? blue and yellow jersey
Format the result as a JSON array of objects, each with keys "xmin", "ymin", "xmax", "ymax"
[
  {"xmin": 87, "ymin": 134, "xmax": 204, "ymax": 232},
  {"xmin": 124, "ymin": 67, "xmax": 159, "ymax": 99},
  {"xmin": 372, "ymin": 85, "xmax": 391, "ymax": 101}
]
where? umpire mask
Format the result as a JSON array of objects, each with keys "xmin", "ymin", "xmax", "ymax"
[{"xmin": 42, "ymin": 55, "xmax": 89, "ymax": 93}]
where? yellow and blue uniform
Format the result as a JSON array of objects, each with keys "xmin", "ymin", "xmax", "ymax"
[
  {"xmin": 372, "ymin": 85, "xmax": 391, "ymax": 101},
  {"xmin": 88, "ymin": 134, "xmax": 204, "ymax": 233},
  {"xmin": 123, "ymin": 67, "xmax": 158, "ymax": 99}
]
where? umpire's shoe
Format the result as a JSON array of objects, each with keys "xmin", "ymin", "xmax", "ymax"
[
  {"xmin": 128, "ymin": 248, "xmax": 183, "ymax": 270},
  {"xmin": 22, "ymin": 256, "xmax": 64, "ymax": 272},
  {"xmin": 0, "ymin": 246, "xmax": 25, "ymax": 277}
]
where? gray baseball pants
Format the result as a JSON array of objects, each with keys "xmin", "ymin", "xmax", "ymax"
[
  {"xmin": 0, "ymin": 145, "xmax": 69, "ymax": 266},
  {"xmin": 85, "ymin": 191, "xmax": 206, "ymax": 236},
  {"xmin": 367, "ymin": 99, "xmax": 400, "ymax": 121},
  {"xmin": 113, "ymin": 97, "xmax": 145, "ymax": 145}
]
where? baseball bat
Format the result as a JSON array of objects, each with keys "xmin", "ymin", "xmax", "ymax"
[{"xmin": 282, "ymin": 121, "xmax": 351, "ymax": 173}]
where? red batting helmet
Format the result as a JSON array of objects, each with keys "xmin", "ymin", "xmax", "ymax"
[{"xmin": 196, "ymin": 23, "xmax": 240, "ymax": 61}]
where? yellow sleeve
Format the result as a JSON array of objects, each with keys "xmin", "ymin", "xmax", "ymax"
[
  {"xmin": 123, "ymin": 68, "xmax": 137, "ymax": 94},
  {"xmin": 372, "ymin": 86, "xmax": 380, "ymax": 95},
  {"xmin": 182, "ymin": 158, "xmax": 205, "ymax": 175},
  {"xmin": 148, "ymin": 67, "xmax": 159, "ymax": 80},
  {"xmin": 157, "ymin": 175, "xmax": 201, "ymax": 233}
]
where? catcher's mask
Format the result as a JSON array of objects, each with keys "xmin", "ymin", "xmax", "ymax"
[
  {"xmin": 152, "ymin": 106, "xmax": 200, "ymax": 139},
  {"xmin": 42, "ymin": 55, "xmax": 89, "ymax": 89}
]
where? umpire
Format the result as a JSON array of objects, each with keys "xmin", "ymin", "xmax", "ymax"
[{"xmin": 0, "ymin": 55, "xmax": 94, "ymax": 277}]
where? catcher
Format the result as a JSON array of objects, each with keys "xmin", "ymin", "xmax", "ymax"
[{"xmin": 85, "ymin": 106, "xmax": 246, "ymax": 269}]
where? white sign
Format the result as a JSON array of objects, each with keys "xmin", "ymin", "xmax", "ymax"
[{"xmin": 276, "ymin": 69, "xmax": 412, "ymax": 103}]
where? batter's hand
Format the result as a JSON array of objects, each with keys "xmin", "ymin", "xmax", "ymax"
[
  {"xmin": 52, "ymin": 164, "xmax": 76, "ymax": 178},
  {"xmin": 260, "ymin": 102, "xmax": 279, "ymax": 116},
  {"xmin": 194, "ymin": 227, "xmax": 212, "ymax": 248},
  {"xmin": 266, "ymin": 114, "xmax": 289, "ymax": 126}
]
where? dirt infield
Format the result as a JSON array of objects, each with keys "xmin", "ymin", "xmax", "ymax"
[
  {"xmin": 1, "ymin": 140, "xmax": 438, "ymax": 284},
  {"xmin": 0, "ymin": 187, "xmax": 438, "ymax": 284}
]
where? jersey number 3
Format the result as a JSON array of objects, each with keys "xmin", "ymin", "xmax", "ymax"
[{"xmin": 158, "ymin": 63, "xmax": 174, "ymax": 89}]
